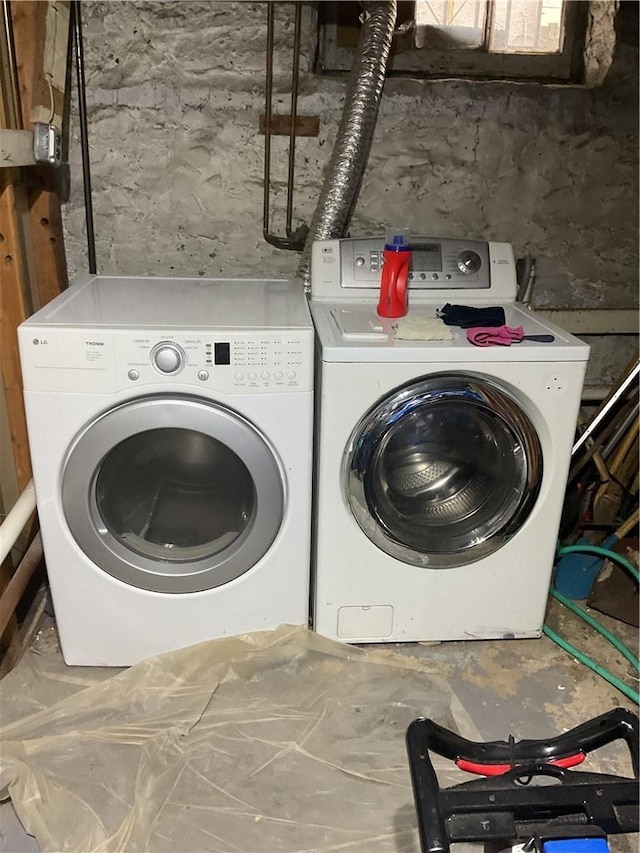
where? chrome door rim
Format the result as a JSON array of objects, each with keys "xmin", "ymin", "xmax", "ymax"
[
  {"xmin": 345, "ymin": 374, "xmax": 542, "ymax": 568},
  {"xmin": 62, "ymin": 395, "xmax": 285, "ymax": 593}
]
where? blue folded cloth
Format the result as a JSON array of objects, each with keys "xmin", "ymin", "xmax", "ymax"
[{"xmin": 438, "ymin": 303, "xmax": 506, "ymax": 328}]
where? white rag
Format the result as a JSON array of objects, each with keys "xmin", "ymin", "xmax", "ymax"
[{"xmin": 393, "ymin": 316, "xmax": 453, "ymax": 341}]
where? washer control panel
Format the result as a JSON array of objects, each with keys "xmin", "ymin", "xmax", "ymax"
[
  {"xmin": 310, "ymin": 237, "xmax": 518, "ymax": 302},
  {"xmin": 342, "ymin": 236, "xmax": 491, "ymax": 288}
]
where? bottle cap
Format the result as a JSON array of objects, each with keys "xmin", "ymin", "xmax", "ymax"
[{"xmin": 384, "ymin": 231, "xmax": 411, "ymax": 252}]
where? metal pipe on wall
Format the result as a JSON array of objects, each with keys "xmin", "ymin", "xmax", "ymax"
[
  {"xmin": 297, "ymin": 1, "xmax": 397, "ymax": 289},
  {"xmin": 285, "ymin": 1, "xmax": 303, "ymax": 240},
  {"xmin": 263, "ymin": 1, "xmax": 306, "ymax": 251},
  {"xmin": 72, "ymin": 0, "xmax": 96, "ymax": 274},
  {"xmin": 0, "ymin": 480, "xmax": 36, "ymax": 565}
]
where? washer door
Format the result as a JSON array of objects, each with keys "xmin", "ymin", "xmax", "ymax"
[
  {"xmin": 62, "ymin": 395, "xmax": 285, "ymax": 593},
  {"xmin": 345, "ymin": 374, "xmax": 543, "ymax": 568}
]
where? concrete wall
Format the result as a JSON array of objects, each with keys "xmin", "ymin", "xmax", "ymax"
[{"xmin": 63, "ymin": 1, "xmax": 638, "ymax": 382}]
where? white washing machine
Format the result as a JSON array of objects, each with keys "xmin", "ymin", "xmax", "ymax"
[
  {"xmin": 310, "ymin": 237, "xmax": 590, "ymax": 644},
  {"xmin": 19, "ymin": 276, "xmax": 314, "ymax": 665}
]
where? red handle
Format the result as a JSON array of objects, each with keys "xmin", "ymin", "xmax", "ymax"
[{"xmin": 456, "ymin": 752, "xmax": 586, "ymax": 776}]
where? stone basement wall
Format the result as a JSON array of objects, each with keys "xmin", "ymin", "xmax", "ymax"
[{"xmin": 63, "ymin": 1, "xmax": 638, "ymax": 383}]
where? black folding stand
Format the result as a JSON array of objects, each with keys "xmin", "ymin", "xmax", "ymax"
[{"xmin": 406, "ymin": 708, "xmax": 639, "ymax": 853}]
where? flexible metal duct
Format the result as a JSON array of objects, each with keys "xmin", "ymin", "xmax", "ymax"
[{"xmin": 296, "ymin": 1, "xmax": 397, "ymax": 289}]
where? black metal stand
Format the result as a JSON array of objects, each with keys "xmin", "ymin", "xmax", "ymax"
[{"xmin": 406, "ymin": 708, "xmax": 639, "ymax": 853}]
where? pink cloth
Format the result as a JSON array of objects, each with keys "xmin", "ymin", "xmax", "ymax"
[{"xmin": 467, "ymin": 325, "xmax": 525, "ymax": 347}]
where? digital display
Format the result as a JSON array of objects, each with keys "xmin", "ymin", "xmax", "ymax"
[
  {"xmin": 410, "ymin": 243, "xmax": 442, "ymax": 272},
  {"xmin": 214, "ymin": 342, "xmax": 231, "ymax": 365}
]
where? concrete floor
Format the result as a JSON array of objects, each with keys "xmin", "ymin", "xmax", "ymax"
[{"xmin": 0, "ymin": 597, "xmax": 637, "ymax": 852}]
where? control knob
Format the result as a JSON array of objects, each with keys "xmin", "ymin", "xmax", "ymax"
[
  {"xmin": 457, "ymin": 250, "xmax": 482, "ymax": 274},
  {"xmin": 151, "ymin": 342, "xmax": 185, "ymax": 374}
]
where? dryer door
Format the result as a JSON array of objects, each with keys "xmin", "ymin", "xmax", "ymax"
[
  {"xmin": 61, "ymin": 395, "xmax": 284, "ymax": 593},
  {"xmin": 345, "ymin": 374, "xmax": 543, "ymax": 568}
]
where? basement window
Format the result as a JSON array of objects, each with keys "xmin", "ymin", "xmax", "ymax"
[{"xmin": 317, "ymin": 0, "xmax": 592, "ymax": 84}]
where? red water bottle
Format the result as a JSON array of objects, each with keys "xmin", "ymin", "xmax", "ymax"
[{"xmin": 377, "ymin": 233, "xmax": 412, "ymax": 318}]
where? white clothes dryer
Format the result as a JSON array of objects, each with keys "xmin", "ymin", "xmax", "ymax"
[
  {"xmin": 310, "ymin": 237, "xmax": 590, "ymax": 644},
  {"xmin": 19, "ymin": 276, "xmax": 314, "ymax": 665}
]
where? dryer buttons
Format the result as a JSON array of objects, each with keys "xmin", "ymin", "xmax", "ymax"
[{"xmin": 151, "ymin": 342, "xmax": 185, "ymax": 374}]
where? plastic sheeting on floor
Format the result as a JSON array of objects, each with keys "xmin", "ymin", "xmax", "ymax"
[{"xmin": 0, "ymin": 624, "xmax": 479, "ymax": 853}]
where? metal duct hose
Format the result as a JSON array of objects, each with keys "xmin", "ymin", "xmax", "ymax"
[{"xmin": 297, "ymin": 1, "xmax": 397, "ymax": 289}]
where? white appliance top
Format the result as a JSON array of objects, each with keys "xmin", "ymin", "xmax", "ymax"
[
  {"xmin": 21, "ymin": 275, "xmax": 312, "ymax": 330},
  {"xmin": 310, "ymin": 300, "xmax": 590, "ymax": 364},
  {"xmin": 309, "ymin": 235, "xmax": 589, "ymax": 364},
  {"xmin": 19, "ymin": 276, "xmax": 314, "ymax": 395}
]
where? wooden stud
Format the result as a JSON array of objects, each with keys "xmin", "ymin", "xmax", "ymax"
[
  {"xmin": 0, "ymin": 6, "xmax": 30, "ymax": 651},
  {"xmin": 11, "ymin": 1, "xmax": 69, "ymax": 129},
  {"xmin": 24, "ymin": 166, "xmax": 69, "ymax": 307},
  {"xmin": 0, "ymin": 169, "xmax": 34, "ymax": 491},
  {"xmin": 0, "ymin": 2, "xmax": 70, "ymax": 661},
  {"xmin": 1, "ymin": 2, "xmax": 34, "ymax": 492},
  {"xmin": 11, "ymin": 1, "xmax": 69, "ymax": 310}
]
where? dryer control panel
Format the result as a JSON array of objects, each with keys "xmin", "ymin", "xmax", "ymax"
[
  {"xmin": 18, "ymin": 327, "xmax": 314, "ymax": 394},
  {"xmin": 310, "ymin": 236, "xmax": 517, "ymax": 302},
  {"xmin": 124, "ymin": 330, "xmax": 311, "ymax": 391}
]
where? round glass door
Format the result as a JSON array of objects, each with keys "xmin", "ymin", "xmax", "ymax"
[
  {"xmin": 345, "ymin": 374, "xmax": 542, "ymax": 568},
  {"xmin": 96, "ymin": 428, "xmax": 255, "ymax": 563},
  {"xmin": 62, "ymin": 396, "xmax": 285, "ymax": 593}
]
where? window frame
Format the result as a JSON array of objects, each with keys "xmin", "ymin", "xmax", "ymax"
[{"xmin": 316, "ymin": 1, "xmax": 590, "ymax": 85}]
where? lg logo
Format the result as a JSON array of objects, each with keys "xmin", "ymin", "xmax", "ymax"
[{"xmin": 32, "ymin": 338, "xmax": 48, "ymax": 345}]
